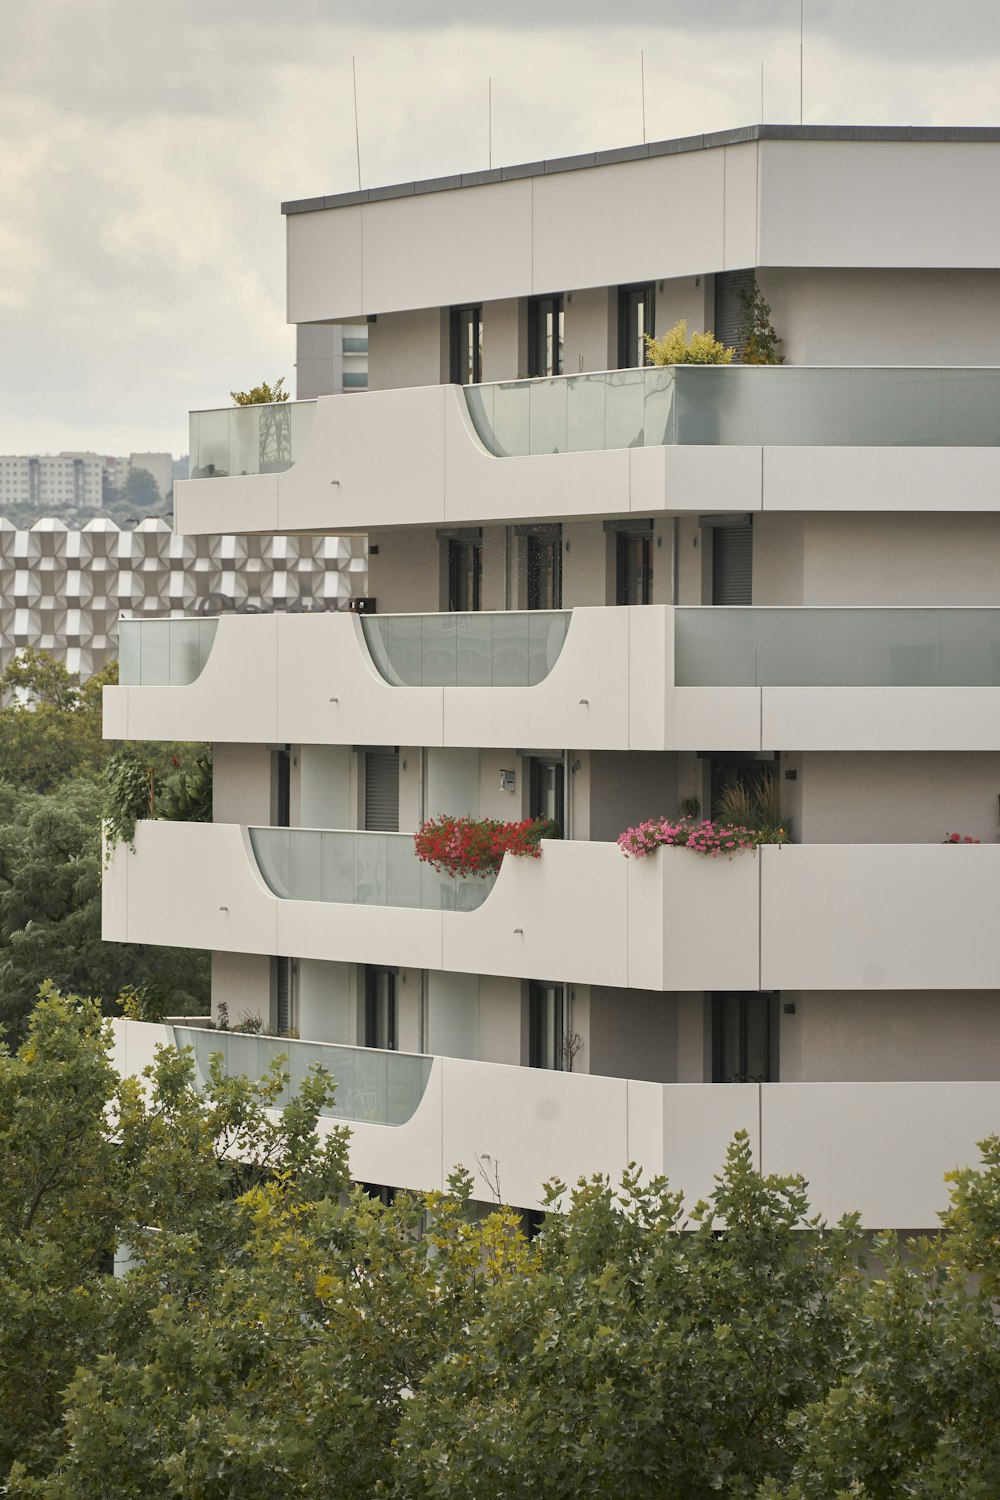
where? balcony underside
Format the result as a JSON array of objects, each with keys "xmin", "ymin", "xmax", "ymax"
[
  {"xmin": 104, "ymin": 821, "xmax": 1000, "ymax": 991},
  {"xmin": 111, "ymin": 1018, "xmax": 1000, "ymax": 1228}
]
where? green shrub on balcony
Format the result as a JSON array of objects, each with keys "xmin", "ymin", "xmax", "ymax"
[{"xmin": 644, "ymin": 319, "xmax": 734, "ymax": 366}]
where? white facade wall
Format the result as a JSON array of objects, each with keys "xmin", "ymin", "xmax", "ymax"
[{"xmin": 101, "ymin": 127, "xmax": 1000, "ymax": 1226}]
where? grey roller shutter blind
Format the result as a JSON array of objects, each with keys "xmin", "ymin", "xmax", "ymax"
[
  {"xmin": 364, "ymin": 750, "xmax": 400, "ymax": 832},
  {"xmin": 713, "ymin": 268, "xmax": 756, "ymax": 355},
  {"xmin": 712, "ymin": 524, "xmax": 753, "ymax": 606}
]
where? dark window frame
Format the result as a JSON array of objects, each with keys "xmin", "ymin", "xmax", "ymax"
[
  {"xmin": 617, "ymin": 282, "xmax": 656, "ymax": 368},
  {"xmin": 615, "ymin": 530, "xmax": 653, "ymax": 606},
  {"xmin": 527, "ymin": 293, "xmax": 565, "ymax": 378},
  {"xmin": 447, "ymin": 537, "xmax": 483, "ymax": 612},
  {"xmin": 450, "ymin": 304, "xmax": 483, "ymax": 385},
  {"xmin": 711, "ymin": 992, "xmax": 779, "ymax": 1083},
  {"xmin": 526, "ymin": 532, "xmax": 563, "ymax": 610},
  {"xmin": 528, "ymin": 980, "xmax": 566, "ymax": 1070},
  {"xmin": 364, "ymin": 966, "xmax": 398, "ymax": 1051}
]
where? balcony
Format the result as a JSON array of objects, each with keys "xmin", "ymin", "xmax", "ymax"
[
  {"xmin": 111, "ymin": 1018, "xmax": 1000, "ymax": 1227},
  {"xmin": 106, "ymin": 604, "xmax": 1000, "ymax": 752},
  {"xmin": 172, "ymin": 368, "xmax": 1000, "ymax": 535},
  {"xmin": 103, "ymin": 822, "xmax": 1000, "ymax": 991},
  {"xmin": 104, "ymin": 606, "xmax": 638, "ymax": 749},
  {"xmin": 102, "ymin": 820, "xmax": 756, "ymax": 988}
]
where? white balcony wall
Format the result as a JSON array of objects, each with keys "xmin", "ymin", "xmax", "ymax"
[
  {"xmin": 759, "ymin": 1082, "xmax": 1000, "ymax": 1227},
  {"xmin": 760, "ymin": 844, "xmax": 1000, "ymax": 991},
  {"xmin": 106, "ymin": 826, "xmax": 1000, "ymax": 995},
  {"xmin": 110, "ymin": 1020, "xmax": 1000, "ymax": 1227},
  {"xmin": 173, "ymin": 382, "xmax": 1000, "ymax": 542},
  {"xmin": 106, "ymin": 607, "xmax": 665, "ymax": 753},
  {"xmin": 103, "ymin": 823, "xmax": 754, "ymax": 990}
]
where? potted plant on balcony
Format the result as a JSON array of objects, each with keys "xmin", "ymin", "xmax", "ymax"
[{"xmin": 414, "ymin": 815, "xmax": 558, "ymax": 880}]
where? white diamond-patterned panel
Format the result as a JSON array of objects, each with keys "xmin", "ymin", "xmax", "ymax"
[{"xmin": 0, "ymin": 518, "xmax": 365, "ymax": 674}]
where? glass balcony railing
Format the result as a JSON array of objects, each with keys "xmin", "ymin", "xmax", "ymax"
[
  {"xmin": 361, "ymin": 610, "xmax": 571, "ymax": 687},
  {"xmin": 464, "ymin": 366, "xmax": 1000, "ymax": 456},
  {"xmin": 118, "ymin": 618, "xmax": 218, "ymax": 686},
  {"xmin": 189, "ymin": 400, "xmax": 317, "ymax": 479},
  {"xmin": 173, "ymin": 1026, "xmax": 432, "ymax": 1126},
  {"xmin": 249, "ymin": 828, "xmax": 495, "ymax": 911},
  {"xmin": 675, "ymin": 608, "xmax": 1000, "ymax": 687}
]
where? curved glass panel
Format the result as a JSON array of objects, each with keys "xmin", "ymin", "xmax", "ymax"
[
  {"xmin": 674, "ymin": 608, "xmax": 1000, "ymax": 687},
  {"xmin": 361, "ymin": 610, "xmax": 571, "ymax": 687},
  {"xmin": 465, "ymin": 367, "xmax": 1000, "ymax": 455},
  {"xmin": 189, "ymin": 400, "xmax": 317, "ymax": 479},
  {"xmin": 118, "ymin": 618, "xmax": 219, "ymax": 686},
  {"xmin": 172, "ymin": 1026, "xmax": 432, "ymax": 1126},
  {"xmin": 249, "ymin": 827, "xmax": 496, "ymax": 911}
]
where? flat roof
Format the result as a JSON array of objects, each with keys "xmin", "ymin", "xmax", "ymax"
[{"xmin": 282, "ymin": 122, "xmax": 1000, "ymax": 216}]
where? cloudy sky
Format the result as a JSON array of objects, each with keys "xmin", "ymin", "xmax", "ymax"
[{"xmin": 3, "ymin": 0, "xmax": 1000, "ymax": 458}]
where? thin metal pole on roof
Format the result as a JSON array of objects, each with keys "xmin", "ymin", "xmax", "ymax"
[
  {"xmin": 489, "ymin": 76, "xmax": 493, "ymax": 168},
  {"xmin": 761, "ymin": 59, "xmax": 765, "ymax": 122},
  {"xmin": 799, "ymin": 0, "xmax": 804, "ymax": 125},
  {"xmin": 641, "ymin": 49, "xmax": 647, "ymax": 144},
  {"xmin": 352, "ymin": 56, "xmax": 362, "ymax": 190}
]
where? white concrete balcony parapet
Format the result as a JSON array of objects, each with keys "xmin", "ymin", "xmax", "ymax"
[
  {"xmin": 173, "ymin": 368, "xmax": 1000, "ymax": 537},
  {"xmin": 103, "ymin": 824, "xmax": 1000, "ymax": 991},
  {"xmin": 104, "ymin": 606, "xmax": 645, "ymax": 749},
  {"xmin": 105, "ymin": 604, "xmax": 1000, "ymax": 752},
  {"xmin": 102, "ymin": 820, "xmax": 758, "ymax": 989},
  {"xmin": 111, "ymin": 1019, "xmax": 1000, "ymax": 1228}
]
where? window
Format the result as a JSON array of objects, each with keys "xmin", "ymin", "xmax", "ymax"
[
  {"xmin": 364, "ymin": 748, "xmax": 399, "ymax": 832},
  {"xmin": 529, "ymin": 756, "xmax": 565, "ymax": 834},
  {"xmin": 450, "ymin": 305, "xmax": 483, "ymax": 385},
  {"xmin": 618, "ymin": 283, "xmax": 655, "ymax": 368},
  {"xmin": 273, "ymin": 955, "xmax": 292, "ymax": 1035},
  {"xmin": 447, "ymin": 537, "xmax": 482, "ymax": 611},
  {"xmin": 528, "ymin": 981, "xmax": 565, "ymax": 1070},
  {"xmin": 712, "ymin": 993, "xmax": 779, "ymax": 1083},
  {"xmin": 711, "ymin": 522, "xmax": 753, "ymax": 605},
  {"xmin": 365, "ymin": 967, "xmax": 398, "ymax": 1050},
  {"xmin": 527, "ymin": 294, "xmax": 564, "ymax": 378},
  {"xmin": 526, "ymin": 530, "xmax": 562, "ymax": 610},
  {"xmin": 616, "ymin": 530, "xmax": 653, "ymax": 606},
  {"xmin": 272, "ymin": 747, "xmax": 291, "ymax": 827}
]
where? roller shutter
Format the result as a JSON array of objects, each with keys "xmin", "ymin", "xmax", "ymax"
[
  {"xmin": 364, "ymin": 749, "xmax": 400, "ymax": 832},
  {"xmin": 712, "ymin": 524, "xmax": 753, "ymax": 606}
]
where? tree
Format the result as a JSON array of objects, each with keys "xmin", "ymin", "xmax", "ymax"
[
  {"xmin": 2, "ymin": 994, "xmax": 525, "ymax": 1498},
  {"xmin": 644, "ymin": 319, "xmax": 734, "ymax": 365},
  {"xmin": 737, "ymin": 281, "xmax": 784, "ymax": 365},
  {"xmin": 6, "ymin": 994, "xmax": 1000, "ymax": 1495},
  {"xmin": 0, "ymin": 651, "xmax": 114, "ymax": 793},
  {"xmin": 0, "ymin": 778, "xmax": 209, "ymax": 1040},
  {"xmin": 119, "ymin": 467, "xmax": 161, "ymax": 510}
]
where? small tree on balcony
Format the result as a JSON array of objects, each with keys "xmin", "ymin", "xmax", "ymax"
[{"xmin": 644, "ymin": 320, "xmax": 734, "ymax": 366}]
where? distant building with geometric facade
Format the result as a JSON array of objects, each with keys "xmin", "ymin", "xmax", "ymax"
[{"xmin": 0, "ymin": 516, "xmax": 365, "ymax": 678}]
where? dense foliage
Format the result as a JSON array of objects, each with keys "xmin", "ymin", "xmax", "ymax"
[
  {"xmin": 413, "ymin": 814, "xmax": 560, "ymax": 878},
  {"xmin": 0, "ymin": 648, "xmax": 209, "ymax": 1038},
  {"xmin": 617, "ymin": 814, "xmax": 789, "ymax": 858},
  {"xmin": 4, "ymin": 994, "xmax": 1000, "ymax": 1496}
]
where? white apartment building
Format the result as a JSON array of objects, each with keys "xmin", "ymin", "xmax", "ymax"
[
  {"xmin": 0, "ymin": 452, "xmax": 103, "ymax": 510},
  {"xmin": 106, "ymin": 123, "xmax": 1000, "ymax": 1229}
]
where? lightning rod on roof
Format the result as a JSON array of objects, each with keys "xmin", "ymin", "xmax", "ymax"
[{"xmin": 352, "ymin": 56, "xmax": 362, "ymax": 190}]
